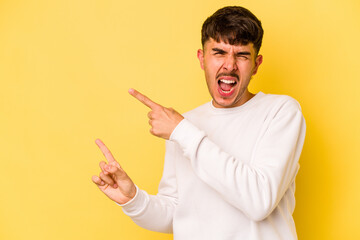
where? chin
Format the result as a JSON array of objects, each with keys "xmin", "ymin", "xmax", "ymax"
[{"xmin": 213, "ymin": 97, "xmax": 238, "ymax": 108}]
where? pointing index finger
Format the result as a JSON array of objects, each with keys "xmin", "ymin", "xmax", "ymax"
[
  {"xmin": 95, "ymin": 139, "xmax": 116, "ymax": 163},
  {"xmin": 128, "ymin": 88, "xmax": 162, "ymax": 110}
]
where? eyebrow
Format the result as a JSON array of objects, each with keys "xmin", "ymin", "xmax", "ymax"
[
  {"xmin": 212, "ymin": 48, "xmax": 226, "ymax": 53},
  {"xmin": 211, "ymin": 48, "xmax": 251, "ymax": 55},
  {"xmin": 236, "ymin": 51, "xmax": 251, "ymax": 55}
]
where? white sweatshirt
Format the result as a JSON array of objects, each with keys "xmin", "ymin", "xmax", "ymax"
[{"xmin": 120, "ymin": 92, "xmax": 306, "ymax": 240}]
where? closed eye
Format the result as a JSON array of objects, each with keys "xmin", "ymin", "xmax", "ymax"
[
  {"xmin": 214, "ymin": 51, "xmax": 226, "ymax": 55},
  {"xmin": 212, "ymin": 48, "xmax": 226, "ymax": 55},
  {"xmin": 237, "ymin": 55, "xmax": 249, "ymax": 59},
  {"xmin": 236, "ymin": 51, "xmax": 251, "ymax": 59}
]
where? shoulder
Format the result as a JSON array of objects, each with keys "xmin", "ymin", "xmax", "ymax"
[
  {"xmin": 257, "ymin": 92, "xmax": 303, "ymax": 115},
  {"xmin": 182, "ymin": 101, "xmax": 212, "ymax": 118}
]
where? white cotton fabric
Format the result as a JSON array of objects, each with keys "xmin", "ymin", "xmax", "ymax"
[{"xmin": 121, "ymin": 92, "xmax": 306, "ymax": 240}]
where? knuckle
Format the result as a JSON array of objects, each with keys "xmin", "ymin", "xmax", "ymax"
[
  {"xmin": 148, "ymin": 111, "xmax": 153, "ymax": 119},
  {"xmin": 91, "ymin": 176, "xmax": 98, "ymax": 183},
  {"xmin": 164, "ymin": 108, "xmax": 171, "ymax": 114},
  {"xmin": 106, "ymin": 165, "xmax": 113, "ymax": 172},
  {"xmin": 110, "ymin": 161, "xmax": 118, "ymax": 167},
  {"xmin": 151, "ymin": 128, "xmax": 160, "ymax": 135}
]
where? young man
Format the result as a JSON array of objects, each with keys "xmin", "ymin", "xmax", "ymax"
[{"xmin": 92, "ymin": 6, "xmax": 306, "ymax": 239}]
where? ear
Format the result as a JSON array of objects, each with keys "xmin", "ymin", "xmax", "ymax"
[
  {"xmin": 252, "ymin": 54, "xmax": 263, "ymax": 75},
  {"xmin": 197, "ymin": 49, "xmax": 204, "ymax": 70}
]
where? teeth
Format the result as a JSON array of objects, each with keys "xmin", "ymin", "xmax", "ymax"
[
  {"xmin": 219, "ymin": 79, "xmax": 236, "ymax": 84},
  {"xmin": 221, "ymin": 90, "xmax": 231, "ymax": 93}
]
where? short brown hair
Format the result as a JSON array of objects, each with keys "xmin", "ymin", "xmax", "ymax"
[{"xmin": 201, "ymin": 6, "xmax": 264, "ymax": 54}]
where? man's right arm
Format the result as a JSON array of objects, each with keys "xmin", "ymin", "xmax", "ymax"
[
  {"xmin": 121, "ymin": 140, "xmax": 178, "ymax": 233},
  {"xmin": 92, "ymin": 139, "xmax": 178, "ymax": 233}
]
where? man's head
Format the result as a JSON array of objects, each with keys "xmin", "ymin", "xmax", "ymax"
[
  {"xmin": 197, "ymin": 6, "xmax": 264, "ymax": 108},
  {"xmin": 201, "ymin": 6, "xmax": 263, "ymax": 56}
]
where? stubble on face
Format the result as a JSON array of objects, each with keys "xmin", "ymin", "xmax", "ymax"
[{"xmin": 199, "ymin": 39, "xmax": 262, "ymax": 108}]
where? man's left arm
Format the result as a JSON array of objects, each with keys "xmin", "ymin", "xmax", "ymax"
[{"xmin": 129, "ymin": 89, "xmax": 306, "ymax": 222}]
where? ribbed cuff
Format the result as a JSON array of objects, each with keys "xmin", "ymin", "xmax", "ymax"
[
  {"xmin": 169, "ymin": 118, "xmax": 187, "ymax": 141},
  {"xmin": 114, "ymin": 185, "xmax": 139, "ymax": 207},
  {"xmin": 169, "ymin": 119, "xmax": 205, "ymax": 157},
  {"xmin": 119, "ymin": 186, "xmax": 149, "ymax": 217}
]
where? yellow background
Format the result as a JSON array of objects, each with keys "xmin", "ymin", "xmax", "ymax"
[{"xmin": 1, "ymin": 0, "xmax": 359, "ymax": 239}]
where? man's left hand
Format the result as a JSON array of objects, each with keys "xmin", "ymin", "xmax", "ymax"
[{"xmin": 129, "ymin": 88, "xmax": 184, "ymax": 140}]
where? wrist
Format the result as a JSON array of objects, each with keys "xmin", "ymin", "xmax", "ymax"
[{"xmin": 116, "ymin": 185, "xmax": 139, "ymax": 206}]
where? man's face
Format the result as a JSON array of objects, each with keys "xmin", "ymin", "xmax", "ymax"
[{"xmin": 197, "ymin": 38, "xmax": 263, "ymax": 108}]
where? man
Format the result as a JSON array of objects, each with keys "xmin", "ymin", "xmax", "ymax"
[{"xmin": 92, "ymin": 6, "xmax": 306, "ymax": 239}]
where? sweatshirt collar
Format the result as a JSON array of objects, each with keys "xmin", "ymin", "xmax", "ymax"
[{"xmin": 209, "ymin": 92, "xmax": 264, "ymax": 114}]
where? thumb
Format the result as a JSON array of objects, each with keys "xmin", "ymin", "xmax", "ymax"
[
  {"xmin": 105, "ymin": 164, "xmax": 137, "ymax": 200},
  {"xmin": 105, "ymin": 164, "xmax": 128, "ymax": 181}
]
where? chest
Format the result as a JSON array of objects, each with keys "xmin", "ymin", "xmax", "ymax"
[{"xmin": 189, "ymin": 110, "xmax": 272, "ymax": 163}]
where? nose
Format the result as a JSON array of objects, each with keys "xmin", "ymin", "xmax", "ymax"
[{"xmin": 223, "ymin": 55, "xmax": 238, "ymax": 72}]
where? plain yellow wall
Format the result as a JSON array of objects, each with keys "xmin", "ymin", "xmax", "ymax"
[{"xmin": 1, "ymin": 0, "xmax": 359, "ymax": 239}]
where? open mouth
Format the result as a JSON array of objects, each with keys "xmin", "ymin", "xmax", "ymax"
[{"xmin": 218, "ymin": 79, "xmax": 237, "ymax": 95}]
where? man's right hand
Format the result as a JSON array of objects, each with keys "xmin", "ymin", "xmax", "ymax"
[{"xmin": 92, "ymin": 139, "xmax": 136, "ymax": 205}]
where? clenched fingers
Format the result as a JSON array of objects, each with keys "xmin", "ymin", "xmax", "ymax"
[
  {"xmin": 91, "ymin": 175, "xmax": 105, "ymax": 186},
  {"xmin": 99, "ymin": 161, "xmax": 108, "ymax": 174},
  {"xmin": 105, "ymin": 164, "xmax": 128, "ymax": 181},
  {"xmin": 99, "ymin": 171, "xmax": 117, "ymax": 188}
]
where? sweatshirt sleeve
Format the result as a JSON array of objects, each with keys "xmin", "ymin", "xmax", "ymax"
[
  {"xmin": 169, "ymin": 99, "xmax": 306, "ymax": 222},
  {"xmin": 120, "ymin": 140, "xmax": 178, "ymax": 233}
]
